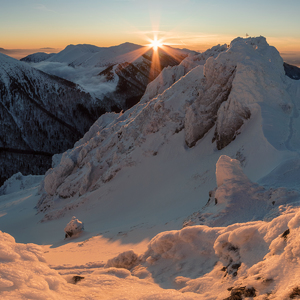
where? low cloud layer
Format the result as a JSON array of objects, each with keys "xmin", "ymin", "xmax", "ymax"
[{"xmin": 34, "ymin": 61, "xmax": 118, "ymax": 98}]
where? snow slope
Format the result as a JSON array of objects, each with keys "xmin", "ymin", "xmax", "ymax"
[{"xmin": 1, "ymin": 36, "xmax": 300, "ymax": 299}]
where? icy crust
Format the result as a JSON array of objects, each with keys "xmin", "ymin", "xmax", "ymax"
[
  {"xmin": 140, "ymin": 44, "xmax": 228, "ymax": 104},
  {"xmin": 38, "ymin": 36, "xmax": 294, "ymax": 215},
  {"xmin": 184, "ymin": 156, "xmax": 300, "ymax": 227}
]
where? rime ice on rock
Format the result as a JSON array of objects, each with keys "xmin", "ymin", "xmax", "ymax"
[{"xmin": 64, "ymin": 216, "xmax": 84, "ymax": 238}]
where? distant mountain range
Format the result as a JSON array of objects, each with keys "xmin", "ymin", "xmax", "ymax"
[{"xmin": 25, "ymin": 43, "xmax": 191, "ymax": 111}]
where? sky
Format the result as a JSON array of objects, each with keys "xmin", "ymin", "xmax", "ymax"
[{"xmin": 1, "ymin": 0, "xmax": 300, "ymax": 61}]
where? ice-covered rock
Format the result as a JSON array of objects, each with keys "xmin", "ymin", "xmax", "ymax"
[
  {"xmin": 64, "ymin": 216, "xmax": 84, "ymax": 238},
  {"xmin": 184, "ymin": 155, "xmax": 300, "ymax": 227},
  {"xmin": 215, "ymin": 155, "xmax": 250, "ymax": 187}
]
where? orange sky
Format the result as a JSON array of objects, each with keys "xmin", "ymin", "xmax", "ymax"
[{"xmin": 1, "ymin": 0, "xmax": 300, "ymax": 63}]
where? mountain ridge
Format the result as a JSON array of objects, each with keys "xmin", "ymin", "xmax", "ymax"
[{"xmin": 0, "ymin": 53, "xmax": 105, "ymax": 185}]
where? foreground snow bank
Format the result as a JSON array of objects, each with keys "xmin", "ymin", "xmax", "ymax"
[
  {"xmin": 0, "ymin": 231, "xmax": 70, "ymax": 299},
  {"xmin": 0, "ymin": 231, "xmax": 198, "ymax": 299},
  {"xmin": 4, "ymin": 208, "xmax": 300, "ymax": 299},
  {"xmin": 123, "ymin": 206, "xmax": 300, "ymax": 299}
]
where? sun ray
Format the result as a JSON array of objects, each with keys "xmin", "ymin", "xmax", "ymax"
[
  {"xmin": 112, "ymin": 46, "xmax": 152, "ymax": 65},
  {"xmin": 148, "ymin": 46, "xmax": 162, "ymax": 82},
  {"xmin": 109, "ymin": 16, "xmax": 188, "ymax": 84}
]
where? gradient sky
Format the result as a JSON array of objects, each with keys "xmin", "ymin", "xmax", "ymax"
[{"xmin": 1, "ymin": 0, "xmax": 300, "ymax": 57}]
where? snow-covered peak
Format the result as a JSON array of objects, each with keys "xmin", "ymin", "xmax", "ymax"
[
  {"xmin": 20, "ymin": 52, "xmax": 56, "ymax": 63},
  {"xmin": 46, "ymin": 42, "xmax": 144, "ymax": 68}
]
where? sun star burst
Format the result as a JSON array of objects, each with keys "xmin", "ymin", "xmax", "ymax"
[{"xmin": 149, "ymin": 37, "xmax": 163, "ymax": 51}]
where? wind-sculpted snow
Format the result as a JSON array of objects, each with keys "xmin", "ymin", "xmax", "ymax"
[
  {"xmin": 200, "ymin": 36, "xmax": 288, "ymax": 149},
  {"xmin": 5, "ymin": 153, "xmax": 300, "ymax": 298},
  {"xmin": 37, "ymin": 36, "xmax": 298, "ymax": 216},
  {"xmin": 3, "ymin": 37, "xmax": 300, "ymax": 299},
  {"xmin": 37, "ymin": 64, "xmax": 205, "ymax": 215},
  {"xmin": 184, "ymin": 155, "xmax": 300, "ymax": 227}
]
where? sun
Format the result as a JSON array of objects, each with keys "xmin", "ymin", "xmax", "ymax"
[{"xmin": 149, "ymin": 37, "xmax": 163, "ymax": 51}]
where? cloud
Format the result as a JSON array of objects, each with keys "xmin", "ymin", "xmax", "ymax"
[
  {"xmin": 40, "ymin": 47, "xmax": 56, "ymax": 50},
  {"xmin": 34, "ymin": 4, "xmax": 56, "ymax": 13},
  {"xmin": 34, "ymin": 61, "xmax": 118, "ymax": 97}
]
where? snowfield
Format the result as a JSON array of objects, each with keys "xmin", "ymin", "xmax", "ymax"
[{"xmin": 1, "ymin": 36, "xmax": 300, "ymax": 299}]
